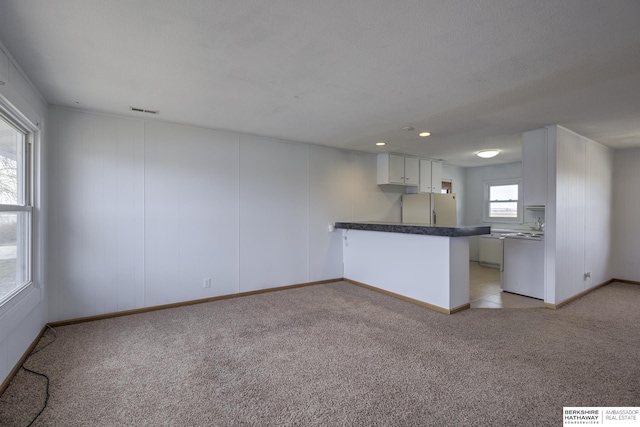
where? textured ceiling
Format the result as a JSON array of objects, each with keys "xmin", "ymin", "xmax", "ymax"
[{"xmin": 0, "ymin": 0, "xmax": 639, "ymax": 166}]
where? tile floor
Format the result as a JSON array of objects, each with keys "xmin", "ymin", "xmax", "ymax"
[{"xmin": 469, "ymin": 261, "xmax": 545, "ymax": 309}]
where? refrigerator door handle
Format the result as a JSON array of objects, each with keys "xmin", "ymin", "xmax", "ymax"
[{"xmin": 500, "ymin": 237, "xmax": 505, "ymax": 272}]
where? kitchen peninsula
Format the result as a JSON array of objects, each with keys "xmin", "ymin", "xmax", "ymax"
[{"xmin": 335, "ymin": 222, "xmax": 490, "ymax": 314}]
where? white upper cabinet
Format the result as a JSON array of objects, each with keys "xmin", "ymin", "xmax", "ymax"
[
  {"xmin": 387, "ymin": 154, "xmax": 405, "ymax": 184},
  {"xmin": 419, "ymin": 159, "xmax": 432, "ymax": 192},
  {"xmin": 419, "ymin": 159, "xmax": 442, "ymax": 193},
  {"xmin": 404, "ymin": 156, "xmax": 419, "ymax": 186},
  {"xmin": 377, "ymin": 153, "xmax": 419, "ymax": 186},
  {"xmin": 522, "ymin": 128, "xmax": 547, "ymax": 206},
  {"xmin": 431, "ymin": 161, "xmax": 443, "ymax": 193}
]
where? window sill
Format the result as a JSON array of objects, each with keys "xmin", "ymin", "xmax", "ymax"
[
  {"xmin": 482, "ymin": 218, "xmax": 522, "ymax": 224},
  {"xmin": 0, "ymin": 282, "xmax": 40, "ymax": 326}
]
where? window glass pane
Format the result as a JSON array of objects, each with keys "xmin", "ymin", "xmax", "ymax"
[
  {"xmin": 489, "ymin": 201, "xmax": 518, "ymax": 218},
  {"xmin": 0, "ymin": 118, "xmax": 25, "ymax": 205},
  {"xmin": 0, "ymin": 211, "xmax": 30, "ymax": 300},
  {"xmin": 489, "ymin": 184, "xmax": 518, "ymax": 201}
]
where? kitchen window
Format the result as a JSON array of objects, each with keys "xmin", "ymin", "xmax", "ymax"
[
  {"xmin": 483, "ymin": 179, "xmax": 522, "ymax": 223},
  {"xmin": 0, "ymin": 108, "xmax": 33, "ymax": 306}
]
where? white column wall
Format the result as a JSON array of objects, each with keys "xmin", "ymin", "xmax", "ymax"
[
  {"xmin": 584, "ymin": 141, "xmax": 613, "ymax": 288},
  {"xmin": 46, "ymin": 107, "xmax": 402, "ymax": 322},
  {"xmin": 612, "ymin": 148, "xmax": 640, "ymax": 281},
  {"xmin": 546, "ymin": 126, "xmax": 613, "ymax": 304},
  {"xmin": 553, "ymin": 127, "xmax": 587, "ymax": 303}
]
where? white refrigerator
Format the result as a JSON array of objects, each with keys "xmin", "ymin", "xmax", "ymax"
[{"xmin": 401, "ymin": 193, "xmax": 457, "ymax": 226}]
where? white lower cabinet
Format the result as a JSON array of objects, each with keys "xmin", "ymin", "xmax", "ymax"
[
  {"xmin": 479, "ymin": 235, "xmax": 502, "ymax": 268},
  {"xmin": 501, "ymin": 237, "xmax": 544, "ymax": 299}
]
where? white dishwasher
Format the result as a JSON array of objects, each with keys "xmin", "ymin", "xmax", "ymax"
[{"xmin": 501, "ymin": 234, "xmax": 544, "ymax": 299}]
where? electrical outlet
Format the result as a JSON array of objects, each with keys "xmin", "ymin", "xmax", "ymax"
[{"xmin": 203, "ymin": 278, "xmax": 211, "ymax": 288}]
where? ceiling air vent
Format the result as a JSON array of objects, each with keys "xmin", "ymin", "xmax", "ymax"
[{"xmin": 129, "ymin": 106, "xmax": 159, "ymax": 115}]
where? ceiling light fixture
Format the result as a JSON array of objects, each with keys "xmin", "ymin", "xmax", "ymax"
[
  {"xmin": 376, "ymin": 142, "xmax": 387, "ymax": 146},
  {"xmin": 477, "ymin": 149, "xmax": 500, "ymax": 158},
  {"xmin": 419, "ymin": 131, "xmax": 431, "ymax": 137}
]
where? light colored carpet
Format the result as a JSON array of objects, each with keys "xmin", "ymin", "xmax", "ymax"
[{"xmin": 1, "ymin": 281, "xmax": 639, "ymax": 426}]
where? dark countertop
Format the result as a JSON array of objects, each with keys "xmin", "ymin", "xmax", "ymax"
[{"xmin": 334, "ymin": 221, "xmax": 491, "ymax": 237}]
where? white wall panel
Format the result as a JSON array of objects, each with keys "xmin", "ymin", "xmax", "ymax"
[
  {"xmin": 308, "ymin": 145, "xmax": 353, "ymax": 281},
  {"xmin": 49, "ymin": 108, "xmax": 85, "ymax": 320},
  {"xmin": 612, "ymin": 148, "xmax": 640, "ymax": 281},
  {"xmin": 584, "ymin": 141, "xmax": 613, "ymax": 288},
  {"xmin": 544, "ymin": 127, "xmax": 557, "ymax": 303},
  {"xmin": 145, "ymin": 122, "xmax": 239, "ymax": 306},
  {"xmin": 48, "ymin": 109, "xmax": 145, "ymax": 320},
  {"xmin": 554, "ymin": 127, "xmax": 586, "ymax": 302},
  {"xmin": 239, "ymin": 136, "xmax": 309, "ymax": 291}
]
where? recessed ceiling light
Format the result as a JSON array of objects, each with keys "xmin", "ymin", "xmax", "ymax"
[
  {"xmin": 477, "ymin": 149, "xmax": 500, "ymax": 158},
  {"xmin": 376, "ymin": 142, "xmax": 386, "ymax": 146},
  {"xmin": 419, "ymin": 132, "xmax": 431, "ymax": 137}
]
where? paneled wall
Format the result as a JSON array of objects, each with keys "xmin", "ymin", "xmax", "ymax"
[
  {"xmin": 47, "ymin": 107, "xmax": 401, "ymax": 322},
  {"xmin": 584, "ymin": 141, "xmax": 613, "ymax": 287},
  {"xmin": 552, "ymin": 128, "xmax": 587, "ymax": 302},
  {"xmin": 612, "ymin": 148, "xmax": 640, "ymax": 281},
  {"xmin": 145, "ymin": 122, "xmax": 240, "ymax": 305},
  {"xmin": 546, "ymin": 126, "xmax": 613, "ymax": 304},
  {"xmin": 238, "ymin": 135, "xmax": 309, "ymax": 292}
]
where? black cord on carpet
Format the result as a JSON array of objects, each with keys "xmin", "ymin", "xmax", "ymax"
[{"xmin": 21, "ymin": 325, "xmax": 57, "ymax": 427}]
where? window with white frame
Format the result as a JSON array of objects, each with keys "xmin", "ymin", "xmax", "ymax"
[
  {"xmin": 483, "ymin": 179, "xmax": 521, "ymax": 222},
  {"xmin": 0, "ymin": 111, "xmax": 32, "ymax": 305}
]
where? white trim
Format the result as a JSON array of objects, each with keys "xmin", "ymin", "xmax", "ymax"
[
  {"xmin": 0, "ymin": 96, "xmax": 35, "ymax": 307},
  {"xmin": 0, "ymin": 205, "xmax": 31, "ymax": 212}
]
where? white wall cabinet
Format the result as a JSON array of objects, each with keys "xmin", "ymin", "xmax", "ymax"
[
  {"xmin": 377, "ymin": 153, "xmax": 418, "ymax": 186},
  {"xmin": 404, "ymin": 156, "xmax": 419, "ymax": 186},
  {"xmin": 431, "ymin": 161, "xmax": 442, "ymax": 193},
  {"xmin": 522, "ymin": 128, "xmax": 547, "ymax": 206},
  {"xmin": 419, "ymin": 159, "xmax": 432, "ymax": 192},
  {"xmin": 419, "ymin": 159, "xmax": 443, "ymax": 193}
]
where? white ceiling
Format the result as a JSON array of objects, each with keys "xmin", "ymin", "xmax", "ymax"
[{"xmin": 1, "ymin": 0, "xmax": 639, "ymax": 167}]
